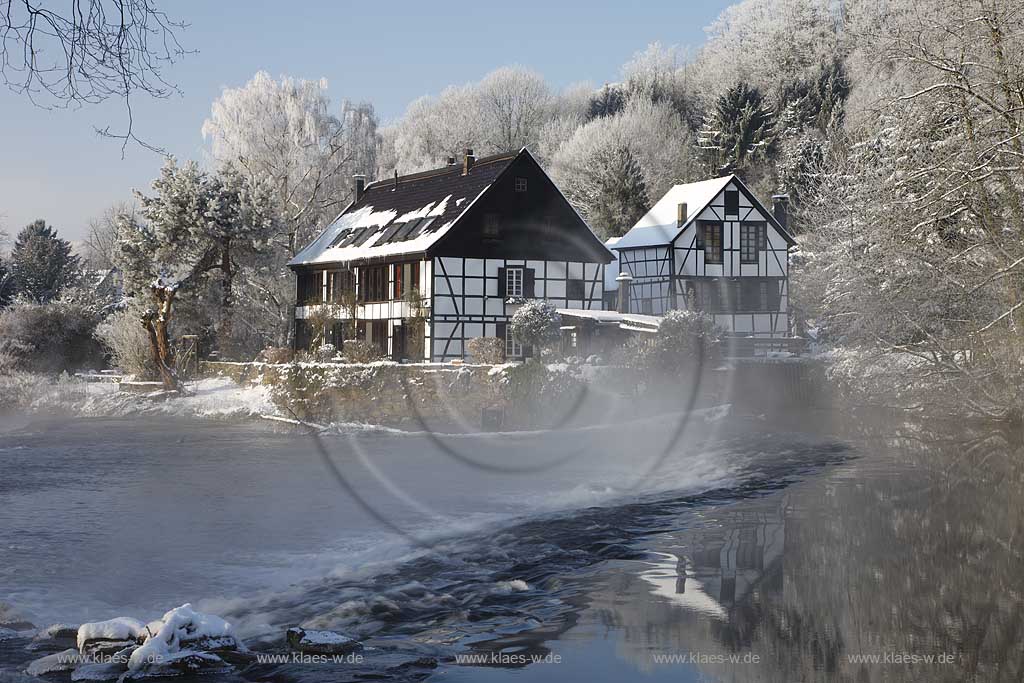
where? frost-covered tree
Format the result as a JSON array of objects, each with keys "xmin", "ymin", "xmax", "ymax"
[
  {"xmin": 202, "ymin": 71, "xmax": 378, "ymax": 256},
  {"xmin": 84, "ymin": 202, "xmax": 136, "ymax": 270},
  {"xmin": 794, "ymin": 0, "xmax": 1024, "ymax": 417},
  {"xmin": 510, "ymin": 300, "xmax": 561, "ymax": 358},
  {"xmin": 116, "ymin": 158, "xmax": 276, "ymax": 387},
  {"xmin": 476, "ymin": 67, "xmax": 553, "ymax": 153},
  {"xmin": 621, "ymin": 42, "xmax": 696, "ymax": 123},
  {"xmin": 553, "ymin": 100, "xmax": 694, "ymax": 237},
  {"xmin": 691, "ymin": 0, "xmax": 842, "ymax": 101},
  {"xmin": 776, "ymin": 58, "xmax": 849, "ymax": 134},
  {"xmin": 576, "ymin": 145, "xmax": 650, "ymax": 239},
  {"xmin": 625, "ymin": 309, "xmax": 720, "ymax": 377},
  {"xmin": 774, "ymin": 130, "xmax": 829, "ymax": 232},
  {"xmin": 10, "ymin": 220, "xmax": 80, "ymax": 303},
  {"xmin": 0, "ymin": 257, "xmax": 14, "ymax": 309},
  {"xmin": 698, "ymin": 83, "xmax": 775, "ymax": 176},
  {"xmin": 384, "ymin": 66, "xmax": 568, "ymax": 174}
]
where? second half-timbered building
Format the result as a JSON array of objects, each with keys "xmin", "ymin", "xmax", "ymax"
[
  {"xmin": 288, "ymin": 148, "xmax": 613, "ymax": 362},
  {"xmin": 609, "ymin": 175, "xmax": 796, "ymax": 338}
]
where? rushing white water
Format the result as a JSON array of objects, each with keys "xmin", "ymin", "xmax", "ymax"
[{"xmin": 0, "ymin": 409, "xmax": 749, "ymax": 629}]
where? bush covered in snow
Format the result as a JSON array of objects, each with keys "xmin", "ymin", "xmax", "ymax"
[
  {"xmin": 504, "ymin": 361, "xmax": 585, "ymax": 427},
  {"xmin": 509, "ymin": 301, "xmax": 560, "ymax": 357},
  {"xmin": 466, "ymin": 336, "xmax": 505, "ymax": 364},
  {"xmin": 95, "ymin": 309, "xmax": 159, "ymax": 379},
  {"xmin": 340, "ymin": 339, "xmax": 383, "ymax": 364},
  {"xmin": 255, "ymin": 346, "xmax": 293, "ymax": 364},
  {"xmin": 623, "ymin": 309, "xmax": 721, "ymax": 377},
  {"xmin": 316, "ymin": 343, "xmax": 337, "ymax": 361},
  {"xmin": 0, "ymin": 300, "xmax": 104, "ymax": 374}
]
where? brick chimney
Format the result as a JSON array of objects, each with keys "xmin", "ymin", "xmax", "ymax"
[
  {"xmin": 677, "ymin": 202, "xmax": 688, "ymax": 228},
  {"xmin": 615, "ymin": 272, "xmax": 633, "ymax": 314},
  {"xmin": 462, "ymin": 148, "xmax": 476, "ymax": 175},
  {"xmin": 772, "ymin": 194, "xmax": 790, "ymax": 231},
  {"xmin": 353, "ymin": 174, "xmax": 366, "ymax": 202}
]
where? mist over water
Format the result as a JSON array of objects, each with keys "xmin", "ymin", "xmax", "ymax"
[{"xmin": 5, "ymin": 405, "xmax": 1016, "ymax": 682}]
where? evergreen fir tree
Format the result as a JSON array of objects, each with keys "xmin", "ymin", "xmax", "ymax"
[
  {"xmin": 10, "ymin": 219, "xmax": 80, "ymax": 303},
  {"xmin": 587, "ymin": 84, "xmax": 626, "ymax": 121},
  {"xmin": 698, "ymin": 83, "xmax": 775, "ymax": 175},
  {"xmin": 593, "ymin": 146, "xmax": 650, "ymax": 239},
  {"xmin": 0, "ymin": 257, "xmax": 14, "ymax": 309}
]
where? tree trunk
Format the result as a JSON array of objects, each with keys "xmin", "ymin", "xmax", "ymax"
[{"xmin": 143, "ymin": 285, "xmax": 179, "ymax": 390}]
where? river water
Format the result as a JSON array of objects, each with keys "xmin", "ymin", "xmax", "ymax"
[{"xmin": 1, "ymin": 410, "xmax": 1021, "ymax": 682}]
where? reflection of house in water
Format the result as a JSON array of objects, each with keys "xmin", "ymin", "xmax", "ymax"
[{"xmin": 641, "ymin": 504, "xmax": 786, "ymax": 618}]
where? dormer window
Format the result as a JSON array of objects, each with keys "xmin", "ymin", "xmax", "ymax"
[{"xmin": 514, "ymin": 177, "xmax": 528, "ymax": 193}]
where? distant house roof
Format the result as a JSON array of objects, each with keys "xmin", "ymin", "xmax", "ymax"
[
  {"xmin": 289, "ymin": 152, "xmax": 519, "ymax": 267},
  {"xmin": 613, "ymin": 176, "xmax": 733, "ymax": 250},
  {"xmin": 611, "ymin": 174, "xmax": 796, "ymax": 250}
]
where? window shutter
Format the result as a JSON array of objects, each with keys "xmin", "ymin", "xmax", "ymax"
[
  {"xmin": 495, "ymin": 322, "xmax": 506, "ymax": 341},
  {"xmin": 497, "ymin": 267, "xmax": 506, "ymax": 297},
  {"xmin": 524, "ymin": 344, "xmax": 534, "ymax": 358},
  {"xmin": 524, "ymin": 268, "xmax": 536, "ymax": 298}
]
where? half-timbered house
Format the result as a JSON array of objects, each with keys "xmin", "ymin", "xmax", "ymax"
[
  {"xmin": 288, "ymin": 148, "xmax": 613, "ymax": 361},
  {"xmin": 609, "ymin": 175, "xmax": 796, "ymax": 338}
]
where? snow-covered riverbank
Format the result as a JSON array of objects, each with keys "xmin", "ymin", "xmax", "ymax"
[{"xmin": 0, "ymin": 374, "xmax": 279, "ymax": 422}]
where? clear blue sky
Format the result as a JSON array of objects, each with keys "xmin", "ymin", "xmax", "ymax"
[{"xmin": 0, "ymin": 0, "xmax": 734, "ymax": 243}]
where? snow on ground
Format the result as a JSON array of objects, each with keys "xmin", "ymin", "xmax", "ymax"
[
  {"xmin": 11, "ymin": 375, "xmax": 279, "ymax": 422},
  {"xmin": 165, "ymin": 378, "xmax": 276, "ymax": 419}
]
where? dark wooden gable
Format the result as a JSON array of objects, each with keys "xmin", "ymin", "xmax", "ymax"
[{"xmin": 428, "ymin": 150, "xmax": 613, "ymax": 263}]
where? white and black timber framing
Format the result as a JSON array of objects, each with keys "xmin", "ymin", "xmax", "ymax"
[
  {"xmin": 612, "ymin": 175, "xmax": 796, "ymax": 337},
  {"xmin": 288, "ymin": 148, "xmax": 613, "ymax": 361}
]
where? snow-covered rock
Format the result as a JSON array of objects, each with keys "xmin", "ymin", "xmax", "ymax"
[
  {"xmin": 77, "ymin": 617, "xmax": 146, "ymax": 656},
  {"xmin": 0, "ymin": 601, "xmax": 36, "ymax": 632},
  {"xmin": 286, "ymin": 627, "xmax": 361, "ymax": 655},
  {"xmin": 28, "ymin": 605, "xmax": 241, "ymax": 681},
  {"xmin": 128, "ymin": 604, "xmax": 239, "ymax": 672},
  {"xmin": 124, "ymin": 650, "xmax": 231, "ymax": 680},
  {"xmin": 28, "ymin": 623, "xmax": 80, "ymax": 651},
  {"xmin": 491, "ymin": 579, "xmax": 530, "ymax": 594}
]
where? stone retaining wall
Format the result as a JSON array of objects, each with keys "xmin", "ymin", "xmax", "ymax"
[{"xmin": 201, "ymin": 360, "xmax": 512, "ymax": 429}]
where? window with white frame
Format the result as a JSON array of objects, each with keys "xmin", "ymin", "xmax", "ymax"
[
  {"xmin": 514, "ymin": 176, "xmax": 528, "ymax": 192},
  {"xmin": 506, "ymin": 267, "xmax": 524, "ymax": 297},
  {"xmin": 505, "ymin": 325, "xmax": 523, "ymax": 358}
]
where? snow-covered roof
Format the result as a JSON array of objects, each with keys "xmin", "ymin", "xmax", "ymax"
[
  {"xmin": 557, "ymin": 309, "xmax": 662, "ymax": 333},
  {"xmin": 289, "ymin": 152, "xmax": 519, "ymax": 267},
  {"xmin": 613, "ymin": 176, "xmax": 734, "ymax": 250}
]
